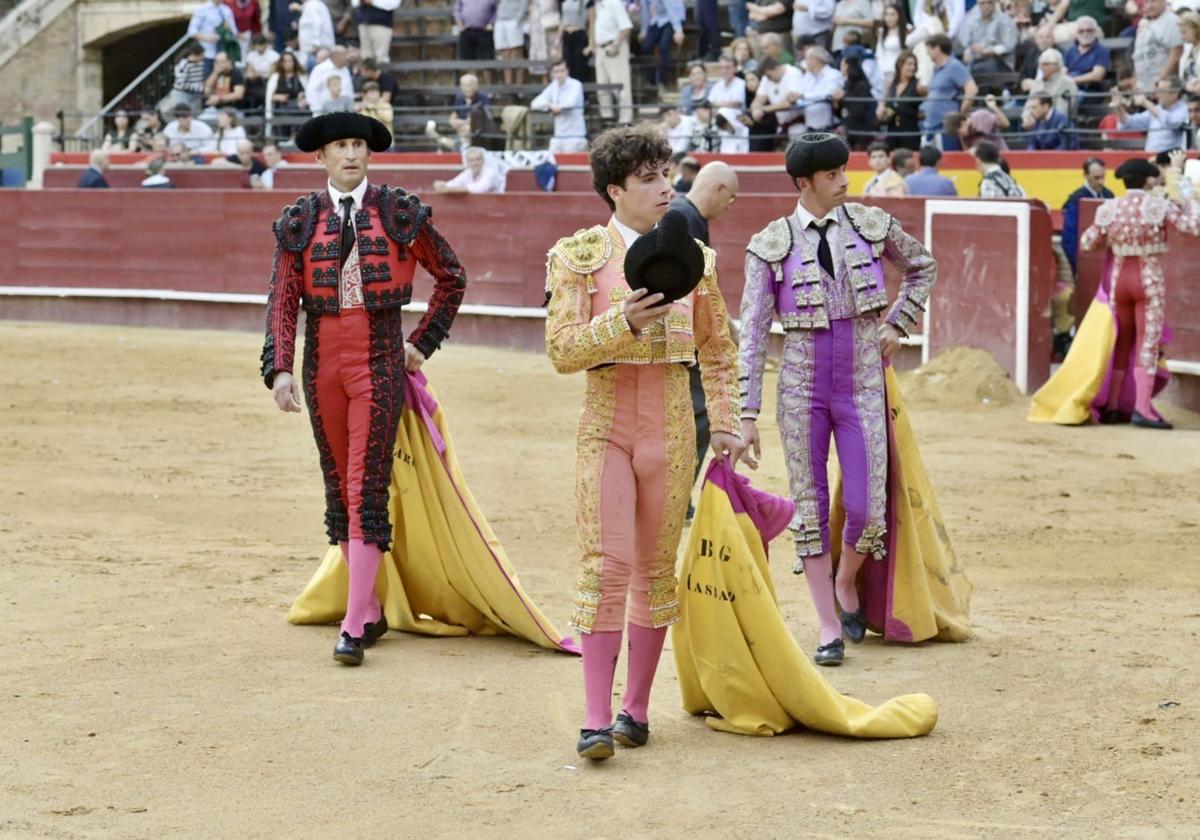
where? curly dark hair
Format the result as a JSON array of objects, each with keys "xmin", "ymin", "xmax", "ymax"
[{"xmin": 590, "ymin": 125, "xmax": 672, "ymax": 211}]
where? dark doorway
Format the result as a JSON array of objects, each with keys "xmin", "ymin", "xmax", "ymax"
[{"xmin": 101, "ymin": 21, "xmax": 189, "ymax": 108}]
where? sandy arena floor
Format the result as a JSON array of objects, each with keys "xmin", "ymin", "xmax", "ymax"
[{"xmin": 1, "ymin": 320, "xmax": 1198, "ymax": 839}]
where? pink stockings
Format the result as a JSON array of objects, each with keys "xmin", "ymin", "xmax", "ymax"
[
  {"xmin": 802, "ymin": 554, "xmax": 844, "ymax": 646},
  {"xmin": 580, "ymin": 622, "xmax": 668, "ymax": 730},
  {"xmin": 340, "ymin": 538, "xmax": 382, "ymax": 639},
  {"xmin": 1110, "ymin": 261, "xmax": 1163, "ymax": 420}
]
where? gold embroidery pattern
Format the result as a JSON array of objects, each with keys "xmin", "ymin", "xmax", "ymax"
[
  {"xmin": 844, "ymin": 202, "xmax": 892, "ymax": 243},
  {"xmin": 851, "ymin": 316, "xmax": 889, "ymax": 559},
  {"xmin": 738, "ymin": 254, "xmax": 775, "ymax": 413},
  {"xmin": 647, "ymin": 365, "xmax": 695, "ymax": 628},
  {"xmin": 882, "ymin": 218, "xmax": 937, "ymax": 335},
  {"xmin": 777, "ymin": 330, "xmax": 824, "ymax": 560},
  {"xmin": 570, "ymin": 367, "xmax": 619, "ymax": 632},
  {"xmin": 693, "ymin": 269, "xmax": 740, "ymax": 436},
  {"xmin": 545, "ymin": 254, "xmax": 639, "ymax": 374},
  {"xmin": 746, "ymin": 217, "xmax": 793, "ymax": 263},
  {"xmin": 550, "ymin": 225, "xmax": 613, "ymax": 275}
]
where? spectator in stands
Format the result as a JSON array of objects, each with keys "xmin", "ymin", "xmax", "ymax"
[
  {"xmin": 906, "ymin": 0, "xmax": 946, "ymax": 87},
  {"xmin": 169, "ymin": 140, "xmax": 206, "ymax": 165},
  {"xmin": 1114, "ymin": 76, "xmax": 1189, "ymax": 150},
  {"xmin": 1061, "ymin": 157, "xmax": 1113, "ymax": 272},
  {"xmin": 709, "ymin": 53, "xmax": 747, "ymax": 112},
  {"xmin": 1179, "ymin": 13, "xmax": 1200, "ymax": 93},
  {"xmin": 450, "ymin": 73, "xmax": 494, "ymax": 132},
  {"xmin": 269, "ymin": 0, "xmax": 298, "ymax": 53},
  {"xmin": 920, "ymin": 33, "xmax": 977, "ymax": 144},
  {"xmin": 1064, "ymin": 16, "xmax": 1111, "ymax": 102},
  {"xmin": 355, "ymin": 58, "xmax": 398, "ymax": 104},
  {"xmin": 493, "ymin": 0, "xmax": 527, "ymax": 85},
  {"xmin": 355, "ymin": 0, "xmax": 400, "ymax": 64},
  {"xmin": 214, "ymin": 137, "xmax": 269, "ymax": 186},
  {"xmin": 226, "ymin": 0, "xmax": 262, "ymax": 56},
  {"xmin": 681, "ymin": 61, "xmax": 714, "ymax": 114},
  {"xmin": 297, "ymin": 0, "xmax": 335, "ymax": 68},
  {"xmin": 1017, "ymin": 24, "xmax": 1055, "ymax": 91},
  {"xmin": 956, "ymin": 0, "xmax": 1019, "ymax": 74},
  {"xmin": 213, "ymin": 108, "xmax": 248, "ymax": 154},
  {"xmin": 165, "ymin": 43, "xmax": 208, "ymax": 115},
  {"xmin": 640, "ymin": 0, "xmax": 686, "ymax": 90},
  {"xmin": 661, "ymin": 104, "xmax": 698, "ymax": 152},
  {"xmin": 188, "ymin": 0, "xmax": 236, "ymax": 77},
  {"xmin": 357, "ymin": 81, "xmax": 394, "ymax": 139},
  {"xmin": 102, "ymin": 110, "xmax": 135, "ymax": 151},
  {"xmin": 132, "ymin": 108, "xmax": 164, "ymax": 152},
  {"xmin": 794, "ymin": 46, "xmax": 844, "ymax": 133},
  {"xmin": 561, "ymin": 0, "xmax": 591, "ymax": 83},
  {"xmin": 204, "ymin": 52, "xmax": 246, "ymax": 115},
  {"xmin": 78, "ymin": 150, "xmax": 111, "ymax": 188},
  {"xmin": 164, "ymin": 103, "xmax": 216, "ymax": 153},
  {"xmin": 960, "ymin": 96, "xmax": 1011, "ymax": 149},
  {"xmin": 793, "ymin": 0, "xmax": 836, "ymax": 54},
  {"xmin": 266, "ymin": 50, "xmax": 307, "ymax": 133},
  {"xmin": 837, "ymin": 54, "xmax": 878, "ymax": 148},
  {"xmin": 746, "ymin": 4, "xmax": 792, "ymax": 56},
  {"xmin": 863, "ymin": 139, "xmax": 908, "ymax": 194},
  {"xmin": 1046, "ymin": 0, "xmax": 1109, "ymax": 46},
  {"xmin": 750, "ymin": 56, "xmax": 804, "ymax": 142},
  {"xmin": 758, "ymin": 32, "xmax": 794, "ymax": 66},
  {"xmin": 316, "ymin": 75, "xmax": 356, "ymax": 113},
  {"xmin": 1024, "ymin": 93, "xmax": 1078, "ymax": 148},
  {"xmin": 141, "ymin": 157, "xmax": 175, "ymax": 189},
  {"xmin": 434, "ymin": 146, "xmax": 507, "ymax": 193},
  {"xmin": 591, "ymin": 0, "xmax": 634, "ymax": 124},
  {"xmin": 730, "ymin": 37, "xmax": 758, "ymax": 73},
  {"xmin": 528, "ymin": 0, "xmax": 562, "ymax": 78},
  {"xmin": 1022, "ymin": 48, "xmax": 1079, "ymax": 118},
  {"xmin": 832, "ymin": 0, "xmax": 874, "ymax": 56},
  {"xmin": 306, "ymin": 45, "xmax": 354, "ymax": 113},
  {"xmin": 708, "ymin": 104, "xmax": 751, "ymax": 152},
  {"xmin": 974, "ymin": 140, "xmax": 1026, "ymax": 196},
  {"xmin": 531, "ymin": 58, "xmax": 588, "ymax": 151},
  {"xmin": 674, "ymin": 155, "xmax": 700, "ymax": 192},
  {"xmin": 689, "ymin": 101, "xmax": 717, "ymax": 150},
  {"xmin": 260, "ymin": 142, "xmax": 288, "ymax": 188},
  {"xmin": 243, "ymin": 34, "xmax": 280, "ymax": 108},
  {"xmin": 694, "ymin": 0, "xmax": 720, "ymax": 61},
  {"xmin": 876, "ymin": 4, "xmax": 908, "ymax": 92},
  {"xmin": 1133, "ymin": 0, "xmax": 1184, "ymax": 93},
  {"xmin": 892, "ymin": 146, "xmax": 915, "ymax": 176},
  {"xmin": 905, "ymin": 144, "xmax": 958, "ymax": 194},
  {"xmin": 879, "ymin": 49, "xmax": 921, "ymax": 149},
  {"xmin": 455, "ymin": 0, "xmax": 497, "ymax": 62}
]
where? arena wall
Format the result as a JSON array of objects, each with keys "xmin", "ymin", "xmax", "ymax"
[{"xmin": 0, "ymin": 190, "xmax": 1070, "ymax": 395}]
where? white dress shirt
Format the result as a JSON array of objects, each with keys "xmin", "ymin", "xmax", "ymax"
[
  {"xmin": 531, "ymin": 77, "xmax": 588, "ymax": 152},
  {"xmin": 708, "ymin": 76, "xmax": 746, "ymax": 110},
  {"xmin": 593, "ymin": 0, "xmax": 633, "ymax": 45},
  {"xmin": 610, "ymin": 214, "xmax": 644, "ymax": 249},
  {"xmin": 793, "ymin": 200, "xmax": 845, "ymax": 277},
  {"xmin": 667, "ymin": 114, "xmax": 697, "ymax": 153},
  {"xmin": 306, "ymin": 59, "xmax": 356, "ymax": 114}
]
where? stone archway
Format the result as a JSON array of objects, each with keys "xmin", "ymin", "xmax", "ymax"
[{"xmin": 97, "ymin": 20, "xmax": 189, "ymax": 106}]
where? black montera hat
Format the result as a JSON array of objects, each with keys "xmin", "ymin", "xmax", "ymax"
[
  {"xmin": 785, "ymin": 132, "xmax": 850, "ymax": 179},
  {"xmin": 295, "ymin": 111, "xmax": 392, "ymax": 153},
  {"xmin": 1114, "ymin": 158, "xmax": 1159, "ymax": 186},
  {"xmin": 623, "ymin": 210, "xmax": 704, "ymax": 303}
]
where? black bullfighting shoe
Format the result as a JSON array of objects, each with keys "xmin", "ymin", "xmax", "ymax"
[
  {"xmin": 1131, "ymin": 411, "xmax": 1173, "ymax": 430},
  {"xmin": 362, "ymin": 613, "xmax": 389, "ymax": 649},
  {"xmin": 333, "ymin": 632, "xmax": 365, "ymax": 666},
  {"xmin": 1099, "ymin": 409, "xmax": 1128, "ymax": 425},
  {"xmin": 814, "ymin": 639, "xmax": 845, "ymax": 666},
  {"xmin": 612, "ymin": 712, "xmax": 650, "ymax": 748},
  {"xmin": 576, "ymin": 727, "xmax": 615, "ymax": 760},
  {"xmin": 840, "ymin": 607, "xmax": 867, "ymax": 644}
]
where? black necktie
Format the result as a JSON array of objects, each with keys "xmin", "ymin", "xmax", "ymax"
[
  {"xmin": 339, "ymin": 195, "xmax": 355, "ymax": 270},
  {"xmin": 810, "ymin": 220, "xmax": 835, "ymax": 279}
]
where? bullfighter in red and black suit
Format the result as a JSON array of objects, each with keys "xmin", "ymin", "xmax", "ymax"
[{"xmin": 261, "ymin": 112, "xmax": 467, "ymax": 665}]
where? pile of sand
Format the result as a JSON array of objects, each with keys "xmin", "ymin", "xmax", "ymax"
[{"xmin": 898, "ymin": 346, "xmax": 1021, "ymax": 407}]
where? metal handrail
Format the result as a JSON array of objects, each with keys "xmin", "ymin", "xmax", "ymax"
[{"xmin": 74, "ymin": 31, "xmax": 192, "ymax": 141}]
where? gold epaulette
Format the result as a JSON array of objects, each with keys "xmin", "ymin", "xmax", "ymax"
[{"xmin": 549, "ymin": 225, "xmax": 613, "ymax": 275}]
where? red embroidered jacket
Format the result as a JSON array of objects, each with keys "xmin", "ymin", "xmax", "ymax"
[{"xmin": 260, "ymin": 184, "xmax": 466, "ymax": 386}]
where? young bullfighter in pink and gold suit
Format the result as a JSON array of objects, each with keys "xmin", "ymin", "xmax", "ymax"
[
  {"xmin": 738, "ymin": 133, "xmax": 936, "ymax": 666},
  {"xmin": 545, "ymin": 126, "xmax": 744, "ymax": 760}
]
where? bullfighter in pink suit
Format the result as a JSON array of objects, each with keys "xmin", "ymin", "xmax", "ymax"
[{"xmin": 737, "ymin": 133, "xmax": 936, "ymax": 666}]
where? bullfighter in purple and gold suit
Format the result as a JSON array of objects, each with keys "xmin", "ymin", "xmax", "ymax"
[{"xmin": 737, "ymin": 133, "xmax": 936, "ymax": 666}]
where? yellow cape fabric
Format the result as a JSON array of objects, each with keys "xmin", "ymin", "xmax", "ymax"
[
  {"xmin": 831, "ymin": 366, "xmax": 972, "ymax": 643},
  {"xmin": 287, "ymin": 377, "xmax": 574, "ymax": 653},
  {"xmin": 672, "ymin": 466, "xmax": 939, "ymax": 738},
  {"xmin": 1028, "ymin": 298, "xmax": 1116, "ymax": 425}
]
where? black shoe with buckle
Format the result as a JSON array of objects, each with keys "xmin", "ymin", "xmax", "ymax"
[
  {"xmin": 840, "ymin": 607, "xmax": 867, "ymax": 644},
  {"xmin": 612, "ymin": 712, "xmax": 650, "ymax": 748},
  {"xmin": 576, "ymin": 727, "xmax": 615, "ymax": 760},
  {"xmin": 814, "ymin": 639, "xmax": 845, "ymax": 666},
  {"xmin": 1131, "ymin": 410, "xmax": 1173, "ymax": 430},
  {"xmin": 362, "ymin": 613, "xmax": 389, "ymax": 648},
  {"xmin": 333, "ymin": 632, "xmax": 364, "ymax": 666}
]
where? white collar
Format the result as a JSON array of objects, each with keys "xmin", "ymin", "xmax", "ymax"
[
  {"xmin": 794, "ymin": 200, "xmax": 839, "ymax": 230},
  {"xmin": 610, "ymin": 214, "xmax": 646, "ymax": 248},
  {"xmin": 328, "ymin": 177, "xmax": 369, "ymax": 211}
]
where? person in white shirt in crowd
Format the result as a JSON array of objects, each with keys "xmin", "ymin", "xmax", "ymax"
[
  {"xmin": 876, "ymin": 2, "xmax": 908, "ymax": 92},
  {"xmin": 186, "ymin": 0, "xmax": 236, "ymax": 77},
  {"xmin": 530, "ymin": 59, "xmax": 588, "ymax": 152},
  {"xmin": 163, "ymin": 103, "xmax": 216, "ymax": 153},
  {"xmin": 661, "ymin": 103, "xmax": 698, "ymax": 152},
  {"xmin": 260, "ymin": 142, "xmax": 289, "ymax": 189},
  {"xmin": 297, "ymin": 0, "xmax": 336, "ymax": 69},
  {"xmin": 213, "ymin": 107, "xmax": 248, "ymax": 155},
  {"xmin": 708, "ymin": 52, "xmax": 747, "ymax": 115},
  {"xmin": 1114, "ymin": 76, "xmax": 1189, "ymax": 152},
  {"xmin": 750, "ymin": 56, "xmax": 805, "ymax": 139},
  {"xmin": 243, "ymin": 34, "xmax": 281, "ymax": 107},
  {"xmin": 793, "ymin": 0, "xmax": 836, "ymax": 53},
  {"xmin": 306, "ymin": 45, "xmax": 355, "ymax": 114},
  {"xmin": 433, "ymin": 146, "xmax": 508, "ymax": 194},
  {"xmin": 354, "ymin": 0, "xmax": 403, "ymax": 65},
  {"xmin": 907, "ymin": 0, "xmax": 946, "ymax": 86},
  {"xmin": 1132, "ymin": 0, "xmax": 1184, "ymax": 94},
  {"xmin": 590, "ymin": 0, "xmax": 634, "ymax": 123},
  {"xmin": 693, "ymin": 100, "xmax": 751, "ymax": 153},
  {"xmin": 493, "ymin": 0, "xmax": 529, "ymax": 85},
  {"xmin": 792, "ymin": 45, "xmax": 844, "ymax": 134}
]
